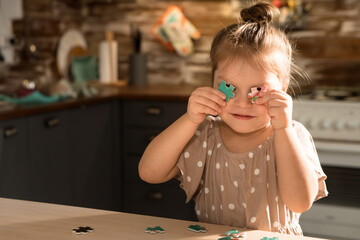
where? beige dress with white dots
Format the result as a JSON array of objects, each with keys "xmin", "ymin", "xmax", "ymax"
[{"xmin": 176, "ymin": 117, "xmax": 328, "ymax": 236}]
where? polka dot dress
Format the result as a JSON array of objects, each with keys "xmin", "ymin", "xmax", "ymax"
[{"xmin": 176, "ymin": 118, "xmax": 328, "ymax": 236}]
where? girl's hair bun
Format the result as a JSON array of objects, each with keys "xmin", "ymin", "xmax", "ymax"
[{"xmin": 240, "ymin": 2, "xmax": 278, "ymax": 24}]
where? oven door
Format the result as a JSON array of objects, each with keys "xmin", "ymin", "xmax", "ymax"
[{"xmin": 301, "ymin": 141, "xmax": 360, "ymax": 240}]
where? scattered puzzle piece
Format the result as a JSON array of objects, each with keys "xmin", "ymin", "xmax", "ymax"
[
  {"xmin": 218, "ymin": 236, "xmax": 237, "ymax": 240},
  {"xmin": 232, "ymin": 232, "xmax": 247, "ymax": 238},
  {"xmin": 260, "ymin": 237, "xmax": 279, "ymax": 240},
  {"xmin": 225, "ymin": 229, "xmax": 240, "ymax": 236},
  {"xmin": 72, "ymin": 226, "xmax": 94, "ymax": 234},
  {"xmin": 224, "ymin": 229, "xmax": 247, "ymax": 238},
  {"xmin": 218, "ymin": 81, "xmax": 235, "ymax": 101},
  {"xmin": 187, "ymin": 224, "xmax": 208, "ymax": 233},
  {"xmin": 145, "ymin": 226, "xmax": 165, "ymax": 234}
]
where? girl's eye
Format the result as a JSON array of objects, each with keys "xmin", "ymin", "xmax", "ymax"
[
  {"xmin": 225, "ymin": 83, "xmax": 236, "ymax": 92},
  {"xmin": 249, "ymin": 86, "xmax": 263, "ymax": 93}
]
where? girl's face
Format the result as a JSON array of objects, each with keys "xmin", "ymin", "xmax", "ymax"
[{"xmin": 213, "ymin": 58, "xmax": 284, "ymax": 134}]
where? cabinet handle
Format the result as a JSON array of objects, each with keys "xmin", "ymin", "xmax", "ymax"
[
  {"xmin": 146, "ymin": 190, "xmax": 163, "ymax": 201},
  {"xmin": 44, "ymin": 117, "xmax": 60, "ymax": 128},
  {"xmin": 145, "ymin": 107, "xmax": 162, "ymax": 116},
  {"xmin": 3, "ymin": 127, "xmax": 18, "ymax": 138}
]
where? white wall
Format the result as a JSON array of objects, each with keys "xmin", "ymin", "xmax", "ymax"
[{"xmin": 0, "ymin": 0, "xmax": 22, "ymax": 64}]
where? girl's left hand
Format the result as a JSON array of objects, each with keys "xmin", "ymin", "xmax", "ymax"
[{"xmin": 254, "ymin": 89, "xmax": 293, "ymax": 130}]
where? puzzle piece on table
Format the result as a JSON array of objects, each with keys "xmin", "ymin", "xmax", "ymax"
[
  {"xmin": 218, "ymin": 236, "xmax": 237, "ymax": 240},
  {"xmin": 260, "ymin": 237, "xmax": 279, "ymax": 240},
  {"xmin": 248, "ymin": 86, "xmax": 267, "ymax": 103},
  {"xmin": 225, "ymin": 229, "xmax": 240, "ymax": 235},
  {"xmin": 218, "ymin": 81, "xmax": 235, "ymax": 101},
  {"xmin": 233, "ymin": 232, "xmax": 247, "ymax": 238},
  {"xmin": 187, "ymin": 224, "xmax": 208, "ymax": 233},
  {"xmin": 145, "ymin": 226, "xmax": 165, "ymax": 234},
  {"xmin": 72, "ymin": 226, "xmax": 94, "ymax": 234},
  {"xmin": 224, "ymin": 229, "xmax": 247, "ymax": 238}
]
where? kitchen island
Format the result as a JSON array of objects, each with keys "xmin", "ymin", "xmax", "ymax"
[{"xmin": 0, "ymin": 197, "xmax": 327, "ymax": 240}]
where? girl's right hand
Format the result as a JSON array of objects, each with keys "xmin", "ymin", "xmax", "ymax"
[{"xmin": 186, "ymin": 87, "xmax": 227, "ymax": 124}]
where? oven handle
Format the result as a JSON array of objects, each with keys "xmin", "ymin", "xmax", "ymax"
[{"xmin": 315, "ymin": 141, "xmax": 360, "ymax": 154}]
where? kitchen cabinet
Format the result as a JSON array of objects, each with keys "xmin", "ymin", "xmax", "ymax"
[
  {"xmin": 0, "ymin": 89, "xmax": 197, "ymax": 220},
  {"xmin": 0, "ymin": 100, "xmax": 121, "ymax": 211},
  {"xmin": 67, "ymin": 101, "xmax": 121, "ymax": 210},
  {"xmin": 0, "ymin": 118, "xmax": 30, "ymax": 200},
  {"xmin": 27, "ymin": 109, "xmax": 73, "ymax": 205},
  {"xmin": 122, "ymin": 99, "xmax": 196, "ymax": 221}
]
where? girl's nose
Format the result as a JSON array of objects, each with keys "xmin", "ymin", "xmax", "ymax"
[{"xmin": 232, "ymin": 91, "xmax": 252, "ymax": 107}]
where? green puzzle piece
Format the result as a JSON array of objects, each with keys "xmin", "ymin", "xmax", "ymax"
[
  {"xmin": 218, "ymin": 236, "xmax": 233, "ymax": 240},
  {"xmin": 224, "ymin": 229, "xmax": 240, "ymax": 235},
  {"xmin": 218, "ymin": 81, "xmax": 235, "ymax": 101},
  {"xmin": 187, "ymin": 224, "xmax": 207, "ymax": 232},
  {"xmin": 145, "ymin": 226, "xmax": 165, "ymax": 234}
]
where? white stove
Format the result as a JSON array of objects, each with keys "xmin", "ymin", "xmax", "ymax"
[
  {"xmin": 293, "ymin": 99, "xmax": 360, "ymax": 168},
  {"xmin": 293, "ymin": 99, "xmax": 360, "ymax": 240}
]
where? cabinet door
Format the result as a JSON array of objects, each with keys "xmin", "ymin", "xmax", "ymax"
[
  {"xmin": 122, "ymin": 100, "xmax": 195, "ymax": 220},
  {"xmin": 68, "ymin": 101, "xmax": 120, "ymax": 211},
  {"xmin": 123, "ymin": 180, "xmax": 196, "ymax": 221},
  {"xmin": 28, "ymin": 110, "xmax": 74, "ymax": 205},
  {"xmin": 123, "ymin": 100, "xmax": 187, "ymax": 128},
  {"xmin": 0, "ymin": 118, "xmax": 30, "ymax": 200}
]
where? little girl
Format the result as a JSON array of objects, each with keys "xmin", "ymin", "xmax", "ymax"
[{"xmin": 139, "ymin": 2, "xmax": 327, "ymax": 236}]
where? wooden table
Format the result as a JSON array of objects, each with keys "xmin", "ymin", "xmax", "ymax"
[{"xmin": 0, "ymin": 198, "xmax": 327, "ymax": 240}]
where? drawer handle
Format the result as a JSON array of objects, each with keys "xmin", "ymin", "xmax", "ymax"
[
  {"xmin": 146, "ymin": 190, "xmax": 163, "ymax": 201},
  {"xmin": 145, "ymin": 107, "xmax": 162, "ymax": 116},
  {"xmin": 44, "ymin": 117, "xmax": 60, "ymax": 128},
  {"xmin": 4, "ymin": 127, "xmax": 18, "ymax": 138}
]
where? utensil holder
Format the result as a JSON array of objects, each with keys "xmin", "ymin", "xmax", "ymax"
[{"xmin": 129, "ymin": 53, "xmax": 147, "ymax": 86}]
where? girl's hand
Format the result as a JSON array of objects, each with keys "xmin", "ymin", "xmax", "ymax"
[
  {"xmin": 186, "ymin": 87, "xmax": 226, "ymax": 124},
  {"xmin": 254, "ymin": 89, "xmax": 293, "ymax": 130}
]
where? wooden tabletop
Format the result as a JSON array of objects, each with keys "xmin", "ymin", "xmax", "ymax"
[{"xmin": 0, "ymin": 198, "xmax": 327, "ymax": 240}]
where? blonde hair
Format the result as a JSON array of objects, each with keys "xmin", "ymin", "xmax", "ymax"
[{"xmin": 210, "ymin": 2, "xmax": 300, "ymax": 91}]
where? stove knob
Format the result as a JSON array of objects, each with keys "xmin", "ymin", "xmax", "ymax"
[
  {"xmin": 320, "ymin": 119, "xmax": 332, "ymax": 129},
  {"xmin": 307, "ymin": 119, "xmax": 318, "ymax": 129},
  {"xmin": 334, "ymin": 120, "xmax": 345, "ymax": 131},
  {"xmin": 346, "ymin": 121, "xmax": 359, "ymax": 130}
]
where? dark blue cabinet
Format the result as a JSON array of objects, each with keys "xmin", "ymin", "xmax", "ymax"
[
  {"xmin": 67, "ymin": 101, "xmax": 121, "ymax": 210},
  {"xmin": 0, "ymin": 100, "xmax": 121, "ymax": 211},
  {"xmin": 122, "ymin": 100, "xmax": 196, "ymax": 221},
  {"xmin": 28, "ymin": 110, "xmax": 74, "ymax": 205},
  {"xmin": 0, "ymin": 118, "xmax": 30, "ymax": 200},
  {"xmin": 0, "ymin": 98, "xmax": 195, "ymax": 220}
]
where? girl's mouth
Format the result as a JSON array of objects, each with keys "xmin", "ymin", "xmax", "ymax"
[{"xmin": 231, "ymin": 113, "xmax": 255, "ymax": 120}]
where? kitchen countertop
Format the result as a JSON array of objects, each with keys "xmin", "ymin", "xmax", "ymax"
[
  {"xmin": 0, "ymin": 197, "xmax": 327, "ymax": 240},
  {"xmin": 0, "ymin": 84, "xmax": 199, "ymax": 121}
]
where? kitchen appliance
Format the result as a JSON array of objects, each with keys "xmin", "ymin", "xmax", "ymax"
[{"xmin": 293, "ymin": 90, "xmax": 360, "ymax": 240}]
